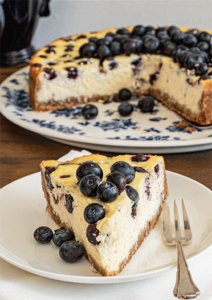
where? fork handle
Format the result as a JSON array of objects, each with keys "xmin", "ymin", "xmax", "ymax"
[{"xmin": 173, "ymin": 241, "xmax": 200, "ymax": 299}]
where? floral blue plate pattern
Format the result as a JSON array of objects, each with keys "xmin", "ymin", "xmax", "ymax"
[{"xmin": 0, "ymin": 66, "xmax": 212, "ymax": 153}]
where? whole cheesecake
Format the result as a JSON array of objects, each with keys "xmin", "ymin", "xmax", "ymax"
[
  {"xmin": 30, "ymin": 25, "xmax": 212, "ymax": 125},
  {"xmin": 40, "ymin": 153, "xmax": 168, "ymax": 276}
]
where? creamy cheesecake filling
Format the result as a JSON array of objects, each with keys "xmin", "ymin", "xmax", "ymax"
[
  {"xmin": 41, "ymin": 155, "xmax": 166, "ymax": 273},
  {"xmin": 36, "ymin": 52, "xmax": 203, "ymax": 117}
]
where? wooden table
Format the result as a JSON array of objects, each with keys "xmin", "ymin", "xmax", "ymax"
[{"xmin": 1, "ymin": 65, "xmax": 212, "ymax": 190}]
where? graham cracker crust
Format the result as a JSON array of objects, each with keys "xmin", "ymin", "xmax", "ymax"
[{"xmin": 40, "ymin": 160, "xmax": 169, "ymax": 277}]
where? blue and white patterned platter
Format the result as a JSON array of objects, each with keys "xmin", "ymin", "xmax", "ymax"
[{"xmin": 0, "ymin": 66, "xmax": 212, "ymax": 153}]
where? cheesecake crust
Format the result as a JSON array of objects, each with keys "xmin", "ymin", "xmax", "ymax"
[{"xmin": 40, "ymin": 156, "xmax": 169, "ymax": 277}]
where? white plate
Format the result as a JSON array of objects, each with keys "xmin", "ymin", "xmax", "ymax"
[
  {"xmin": 0, "ymin": 171, "xmax": 212, "ymax": 284},
  {"xmin": 0, "ymin": 66, "xmax": 212, "ymax": 154}
]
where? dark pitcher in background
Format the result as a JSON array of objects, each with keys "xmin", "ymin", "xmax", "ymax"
[{"xmin": 0, "ymin": 0, "xmax": 51, "ymax": 66}]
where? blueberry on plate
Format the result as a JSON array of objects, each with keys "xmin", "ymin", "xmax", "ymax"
[
  {"xmin": 79, "ymin": 174, "xmax": 101, "ymax": 197},
  {"xmin": 59, "ymin": 240, "xmax": 85, "ymax": 262},
  {"xmin": 111, "ymin": 161, "xmax": 135, "ymax": 184},
  {"xmin": 106, "ymin": 172, "xmax": 127, "ymax": 194},
  {"xmin": 82, "ymin": 104, "xmax": 98, "ymax": 120},
  {"xmin": 126, "ymin": 186, "xmax": 139, "ymax": 202},
  {"xmin": 53, "ymin": 227, "xmax": 74, "ymax": 247},
  {"xmin": 97, "ymin": 181, "xmax": 119, "ymax": 203},
  {"xmin": 76, "ymin": 161, "xmax": 103, "ymax": 182},
  {"xmin": 138, "ymin": 95, "xmax": 155, "ymax": 112},
  {"xmin": 119, "ymin": 88, "xmax": 132, "ymax": 101},
  {"xmin": 79, "ymin": 42, "xmax": 96, "ymax": 58},
  {"xmin": 195, "ymin": 63, "xmax": 208, "ymax": 76},
  {"xmin": 84, "ymin": 203, "xmax": 105, "ymax": 224},
  {"xmin": 118, "ymin": 102, "xmax": 134, "ymax": 117},
  {"xmin": 34, "ymin": 226, "xmax": 53, "ymax": 244}
]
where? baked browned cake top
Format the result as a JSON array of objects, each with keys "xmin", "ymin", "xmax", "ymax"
[{"xmin": 30, "ymin": 25, "xmax": 212, "ymax": 82}]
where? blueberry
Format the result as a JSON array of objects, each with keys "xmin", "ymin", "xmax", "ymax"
[
  {"xmin": 97, "ymin": 45, "xmax": 111, "ymax": 59},
  {"xmin": 79, "ymin": 42, "xmax": 96, "ymax": 58},
  {"xmin": 175, "ymin": 50, "xmax": 190, "ymax": 66},
  {"xmin": 197, "ymin": 31, "xmax": 211, "ymax": 43},
  {"xmin": 111, "ymin": 161, "xmax": 135, "ymax": 184},
  {"xmin": 131, "ymin": 25, "xmax": 145, "ymax": 37},
  {"xmin": 126, "ymin": 186, "xmax": 139, "ymax": 202},
  {"xmin": 132, "ymin": 154, "xmax": 150, "ymax": 162},
  {"xmin": 138, "ymin": 96, "xmax": 155, "ymax": 112},
  {"xmin": 183, "ymin": 34, "xmax": 198, "ymax": 48},
  {"xmin": 195, "ymin": 63, "xmax": 208, "ymax": 76},
  {"xmin": 84, "ymin": 203, "xmax": 105, "ymax": 224},
  {"xmin": 131, "ymin": 38, "xmax": 143, "ymax": 53},
  {"xmin": 89, "ymin": 37, "xmax": 98, "ymax": 43},
  {"xmin": 199, "ymin": 51, "xmax": 208, "ymax": 63},
  {"xmin": 96, "ymin": 38, "xmax": 111, "ymax": 47},
  {"xmin": 118, "ymin": 102, "xmax": 134, "ymax": 117},
  {"xmin": 122, "ymin": 39, "xmax": 137, "ymax": 55},
  {"xmin": 86, "ymin": 224, "xmax": 100, "ymax": 245},
  {"xmin": 134, "ymin": 166, "xmax": 147, "ymax": 173},
  {"xmin": 162, "ymin": 41, "xmax": 176, "ymax": 56},
  {"xmin": 183, "ymin": 54, "xmax": 203, "ymax": 69},
  {"xmin": 143, "ymin": 36, "xmax": 160, "ymax": 53},
  {"xmin": 197, "ymin": 41, "xmax": 210, "ymax": 52},
  {"xmin": 44, "ymin": 166, "xmax": 56, "ymax": 190},
  {"xmin": 116, "ymin": 28, "xmax": 130, "ymax": 35},
  {"xmin": 82, "ymin": 104, "xmax": 98, "ymax": 120},
  {"xmin": 131, "ymin": 202, "xmax": 138, "ymax": 218},
  {"xmin": 59, "ymin": 240, "xmax": 85, "ymax": 262},
  {"xmin": 64, "ymin": 67, "xmax": 78, "ymax": 79},
  {"xmin": 167, "ymin": 26, "xmax": 179, "ymax": 36},
  {"xmin": 105, "ymin": 32, "xmax": 115, "ymax": 38},
  {"xmin": 145, "ymin": 26, "xmax": 156, "ymax": 36},
  {"xmin": 171, "ymin": 46, "xmax": 188, "ymax": 62},
  {"xmin": 43, "ymin": 68, "xmax": 57, "ymax": 80},
  {"xmin": 34, "ymin": 226, "xmax": 53, "ymax": 244},
  {"xmin": 190, "ymin": 47, "xmax": 201, "ymax": 53},
  {"xmin": 106, "ymin": 172, "xmax": 127, "ymax": 194},
  {"xmin": 210, "ymin": 49, "xmax": 212, "ymax": 59},
  {"xmin": 156, "ymin": 27, "xmax": 167, "ymax": 34},
  {"xmin": 157, "ymin": 31, "xmax": 170, "ymax": 41},
  {"xmin": 119, "ymin": 88, "xmax": 131, "ymax": 101},
  {"xmin": 53, "ymin": 227, "xmax": 74, "ymax": 247},
  {"xmin": 171, "ymin": 31, "xmax": 184, "ymax": 44},
  {"xmin": 76, "ymin": 161, "xmax": 103, "ymax": 182},
  {"xmin": 110, "ymin": 41, "xmax": 121, "ymax": 56},
  {"xmin": 113, "ymin": 34, "xmax": 129, "ymax": 44},
  {"xmin": 79, "ymin": 174, "xmax": 101, "ymax": 197},
  {"xmin": 97, "ymin": 181, "xmax": 119, "ymax": 203},
  {"xmin": 65, "ymin": 194, "xmax": 74, "ymax": 213}
]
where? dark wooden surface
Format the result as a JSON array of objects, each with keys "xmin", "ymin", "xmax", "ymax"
[{"xmin": 0, "ymin": 65, "xmax": 212, "ymax": 190}]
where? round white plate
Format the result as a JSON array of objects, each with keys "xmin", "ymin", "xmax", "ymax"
[
  {"xmin": 0, "ymin": 171, "xmax": 212, "ymax": 284},
  {"xmin": 0, "ymin": 66, "xmax": 212, "ymax": 154}
]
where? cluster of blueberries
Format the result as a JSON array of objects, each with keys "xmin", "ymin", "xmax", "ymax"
[
  {"xmin": 79, "ymin": 25, "xmax": 212, "ymax": 77},
  {"xmin": 82, "ymin": 88, "xmax": 155, "ymax": 120},
  {"xmin": 76, "ymin": 157, "xmax": 148, "ymax": 244},
  {"xmin": 34, "ymin": 226, "xmax": 85, "ymax": 263}
]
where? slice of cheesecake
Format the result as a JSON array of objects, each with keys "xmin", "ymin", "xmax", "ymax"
[
  {"xmin": 29, "ymin": 25, "xmax": 212, "ymax": 125},
  {"xmin": 40, "ymin": 154, "xmax": 168, "ymax": 276}
]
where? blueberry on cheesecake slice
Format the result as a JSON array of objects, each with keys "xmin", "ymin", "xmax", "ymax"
[{"xmin": 40, "ymin": 153, "xmax": 168, "ymax": 276}]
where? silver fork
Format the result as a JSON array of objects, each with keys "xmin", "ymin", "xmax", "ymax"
[{"xmin": 163, "ymin": 199, "xmax": 200, "ymax": 299}]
